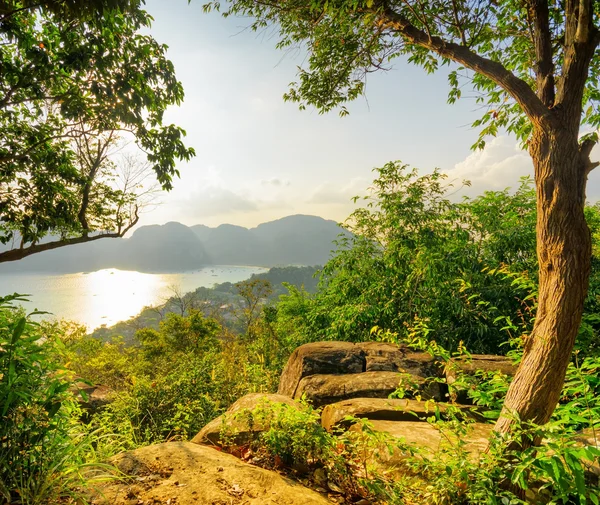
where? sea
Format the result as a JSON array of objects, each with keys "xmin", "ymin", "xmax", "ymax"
[{"xmin": 0, "ymin": 266, "xmax": 267, "ymax": 331}]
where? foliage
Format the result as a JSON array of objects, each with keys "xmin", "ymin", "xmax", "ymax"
[
  {"xmin": 219, "ymin": 400, "xmax": 403, "ymax": 501},
  {"xmin": 0, "ymin": 1, "xmax": 195, "ymax": 260},
  {"xmin": 234, "ymin": 278, "xmax": 273, "ymax": 336},
  {"xmin": 280, "ymin": 163, "xmax": 538, "ymax": 353},
  {"xmin": 60, "ymin": 309, "xmax": 283, "ymax": 447},
  {"xmin": 0, "ymin": 295, "xmax": 116, "ymax": 504},
  {"xmin": 247, "ymin": 266, "xmax": 321, "ymax": 297},
  {"xmin": 259, "ymin": 163, "xmax": 600, "ymax": 359},
  {"xmin": 207, "ymin": 0, "xmax": 600, "ymax": 149},
  {"xmin": 95, "ymin": 358, "xmax": 222, "ymax": 446},
  {"xmin": 216, "ymin": 396, "xmax": 600, "ymax": 505},
  {"xmin": 137, "ymin": 310, "xmax": 221, "ymax": 356}
]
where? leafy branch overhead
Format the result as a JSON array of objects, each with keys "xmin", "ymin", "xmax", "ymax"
[
  {"xmin": 208, "ymin": 0, "xmax": 600, "ymax": 149},
  {"xmin": 206, "ymin": 0, "xmax": 600, "ymax": 442},
  {"xmin": 0, "ymin": 1, "xmax": 195, "ymax": 261}
]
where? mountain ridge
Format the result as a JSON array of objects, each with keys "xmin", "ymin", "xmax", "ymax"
[{"xmin": 0, "ymin": 215, "xmax": 347, "ymax": 273}]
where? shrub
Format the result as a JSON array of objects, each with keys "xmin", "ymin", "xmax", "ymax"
[{"xmin": 0, "ymin": 294, "xmax": 114, "ymax": 504}]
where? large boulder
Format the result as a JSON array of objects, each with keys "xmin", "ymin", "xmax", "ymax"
[
  {"xmin": 70, "ymin": 382, "xmax": 112, "ymax": 418},
  {"xmin": 277, "ymin": 341, "xmax": 366, "ymax": 397},
  {"xmin": 446, "ymin": 354, "xmax": 517, "ymax": 382},
  {"xmin": 446, "ymin": 355, "xmax": 517, "ymax": 404},
  {"xmin": 91, "ymin": 441, "xmax": 333, "ymax": 505},
  {"xmin": 294, "ymin": 371, "xmax": 443, "ymax": 407},
  {"xmin": 346, "ymin": 419, "xmax": 493, "ymax": 480},
  {"xmin": 366, "ymin": 419, "xmax": 492, "ymax": 453},
  {"xmin": 321, "ymin": 398, "xmax": 483, "ymax": 431},
  {"xmin": 355, "ymin": 342, "xmax": 409, "ymax": 372},
  {"xmin": 192, "ymin": 393, "xmax": 299, "ymax": 446},
  {"xmin": 355, "ymin": 342, "xmax": 441, "ymax": 377},
  {"xmin": 354, "ymin": 419, "xmax": 493, "ymax": 467}
]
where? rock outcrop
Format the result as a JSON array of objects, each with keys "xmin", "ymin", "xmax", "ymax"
[
  {"xmin": 321, "ymin": 397, "xmax": 483, "ymax": 431},
  {"xmin": 277, "ymin": 342, "xmax": 366, "ymax": 397},
  {"xmin": 192, "ymin": 393, "xmax": 299, "ymax": 446},
  {"xmin": 446, "ymin": 354, "xmax": 517, "ymax": 382},
  {"xmin": 294, "ymin": 371, "xmax": 442, "ymax": 407},
  {"xmin": 277, "ymin": 341, "xmax": 444, "ymax": 405},
  {"xmin": 92, "ymin": 442, "xmax": 333, "ymax": 505}
]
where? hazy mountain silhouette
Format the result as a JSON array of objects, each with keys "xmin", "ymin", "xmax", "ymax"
[{"xmin": 0, "ymin": 215, "xmax": 346, "ymax": 273}]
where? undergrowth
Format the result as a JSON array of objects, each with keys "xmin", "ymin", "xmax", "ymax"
[{"xmin": 0, "ymin": 295, "xmax": 120, "ymax": 505}]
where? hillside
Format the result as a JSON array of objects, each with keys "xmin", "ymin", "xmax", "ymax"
[
  {"xmin": 191, "ymin": 215, "xmax": 346, "ymax": 266},
  {"xmin": 0, "ymin": 215, "xmax": 346, "ymax": 273}
]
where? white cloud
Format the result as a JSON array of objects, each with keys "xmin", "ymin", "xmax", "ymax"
[
  {"xmin": 447, "ymin": 136, "xmax": 533, "ymax": 197},
  {"xmin": 183, "ymin": 186, "xmax": 258, "ymax": 217},
  {"xmin": 446, "ymin": 135, "xmax": 600, "ymax": 203},
  {"xmin": 307, "ymin": 177, "xmax": 369, "ymax": 204},
  {"xmin": 261, "ymin": 177, "xmax": 291, "ymax": 187}
]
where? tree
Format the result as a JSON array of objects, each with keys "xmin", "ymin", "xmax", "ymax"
[
  {"xmin": 137, "ymin": 311, "xmax": 221, "ymax": 356},
  {"xmin": 0, "ymin": 1, "xmax": 194, "ymax": 262},
  {"xmin": 312, "ymin": 165, "xmax": 538, "ymax": 351},
  {"xmin": 235, "ymin": 278, "xmax": 273, "ymax": 337},
  {"xmin": 208, "ymin": 0, "xmax": 600, "ymax": 436}
]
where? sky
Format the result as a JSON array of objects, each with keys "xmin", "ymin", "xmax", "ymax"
[{"xmin": 134, "ymin": 0, "xmax": 600, "ymax": 229}]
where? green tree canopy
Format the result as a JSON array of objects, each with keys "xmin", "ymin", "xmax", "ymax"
[
  {"xmin": 207, "ymin": 0, "xmax": 600, "ymax": 437},
  {"xmin": 0, "ymin": 1, "xmax": 195, "ymax": 261}
]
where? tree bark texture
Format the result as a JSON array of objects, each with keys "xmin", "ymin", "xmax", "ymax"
[{"xmin": 494, "ymin": 126, "xmax": 592, "ymax": 434}]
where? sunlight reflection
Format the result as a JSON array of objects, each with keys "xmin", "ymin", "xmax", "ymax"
[
  {"xmin": 1, "ymin": 266, "xmax": 267, "ymax": 331},
  {"xmin": 83, "ymin": 269, "xmax": 161, "ymax": 329}
]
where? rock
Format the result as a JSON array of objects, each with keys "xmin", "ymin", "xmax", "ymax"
[
  {"xmin": 91, "ymin": 441, "xmax": 333, "ymax": 505},
  {"xmin": 446, "ymin": 354, "xmax": 517, "ymax": 382},
  {"xmin": 191, "ymin": 393, "xmax": 299, "ymax": 446},
  {"xmin": 400, "ymin": 351, "xmax": 444, "ymax": 378},
  {"xmin": 312, "ymin": 467, "xmax": 327, "ymax": 487},
  {"xmin": 321, "ymin": 398, "xmax": 483, "ymax": 431},
  {"xmin": 347, "ymin": 419, "xmax": 493, "ymax": 478},
  {"xmin": 71, "ymin": 382, "xmax": 112, "ymax": 416},
  {"xmin": 573, "ymin": 427, "xmax": 599, "ymax": 448},
  {"xmin": 446, "ymin": 355, "xmax": 517, "ymax": 404},
  {"xmin": 360, "ymin": 419, "xmax": 493, "ymax": 455},
  {"xmin": 294, "ymin": 371, "xmax": 443, "ymax": 407},
  {"xmin": 356, "ymin": 343, "xmax": 442, "ymax": 378},
  {"xmin": 355, "ymin": 342, "xmax": 409, "ymax": 372},
  {"xmin": 573, "ymin": 428, "xmax": 600, "ymax": 479},
  {"xmin": 83, "ymin": 384, "xmax": 112, "ymax": 412},
  {"xmin": 336, "ymin": 418, "xmax": 494, "ymax": 482},
  {"xmin": 278, "ymin": 341, "xmax": 366, "ymax": 397}
]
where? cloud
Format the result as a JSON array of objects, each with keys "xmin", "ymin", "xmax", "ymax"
[
  {"xmin": 167, "ymin": 166, "xmax": 298, "ymax": 226},
  {"xmin": 261, "ymin": 177, "xmax": 291, "ymax": 187},
  {"xmin": 446, "ymin": 135, "xmax": 600, "ymax": 202},
  {"xmin": 183, "ymin": 186, "xmax": 258, "ymax": 217},
  {"xmin": 307, "ymin": 177, "xmax": 369, "ymax": 204},
  {"xmin": 447, "ymin": 136, "xmax": 533, "ymax": 197}
]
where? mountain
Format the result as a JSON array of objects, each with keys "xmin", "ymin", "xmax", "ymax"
[
  {"xmin": 190, "ymin": 215, "xmax": 345, "ymax": 267},
  {"xmin": 0, "ymin": 215, "xmax": 347, "ymax": 273}
]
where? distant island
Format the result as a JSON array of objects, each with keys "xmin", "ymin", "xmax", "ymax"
[{"xmin": 0, "ymin": 215, "xmax": 349, "ymax": 273}]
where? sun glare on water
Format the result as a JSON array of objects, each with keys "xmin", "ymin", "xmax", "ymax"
[
  {"xmin": 83, "ymin": 269, "xmax": 162, "ymax": 329},
  {"xmin": 2, "ymin": 266, "xmax": 267, "ymax": 331}
]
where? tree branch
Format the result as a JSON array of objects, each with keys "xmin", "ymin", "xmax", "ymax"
[
  {"xmin": 556, "ymin": 0, "xmax": 597, "ymax": 128},
  {"xmin": 379, "ymin": 5, "xmax": 553, "ymax": 127},
  {"xmin": 528, "ymin": 0, "xmax": 555, "ymax": 107},
  {"xmin": 575, "ymin": 0, "xmax": 592, "ymax": 43},
  {"xmin": 0, "ymin": 233, "xmax": 118, "ymax": 262},
  {"xmin": 0, "ymin": 212, "xmax": 139, "ymax": 263}
]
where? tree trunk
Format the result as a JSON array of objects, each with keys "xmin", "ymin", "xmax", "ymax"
[{"xmin": 494, "ymin": 127, "xmax": 592, "ymax": 435}]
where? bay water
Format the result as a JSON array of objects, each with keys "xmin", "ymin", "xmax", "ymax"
[{"xmin": 0, "ymin": 266, "xmax": 267, "ymax": 330}]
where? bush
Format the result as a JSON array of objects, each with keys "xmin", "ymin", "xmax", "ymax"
[{"xmin": 0, "ymin": 294, "xmax": 114, "ymax": 504}]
